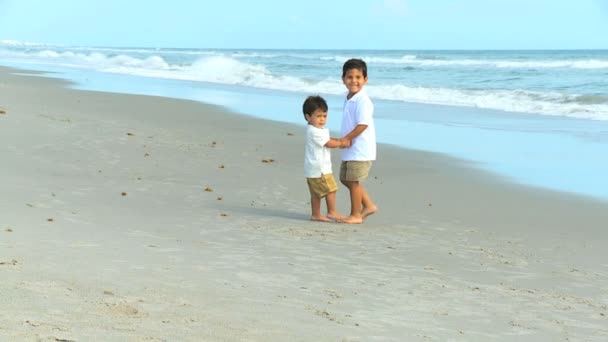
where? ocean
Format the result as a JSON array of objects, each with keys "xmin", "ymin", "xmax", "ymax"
[{"xmin": 1, "ymin": 40, "xmax": 607, "ymax": 200}]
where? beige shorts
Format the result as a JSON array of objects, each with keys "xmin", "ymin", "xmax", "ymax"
[
  {"xmin": 340, "ymin": 161, "xmax": 372, "ymax": 182},
  {"xmin": 306, "ymin": 173, "xmax": 338, "ymax": 198}
]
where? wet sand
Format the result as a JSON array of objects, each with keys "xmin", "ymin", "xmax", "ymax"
[{"xmin": 1, "ymin": 66, "xmax": 607, "ymax": 341}]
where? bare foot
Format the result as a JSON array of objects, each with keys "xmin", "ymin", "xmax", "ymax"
[
  {"xmin": 311, "ymin": 215, "xmax": 331, "ymax": 222},
  {"xmin": 327, "ymin": 211, "xmax": 342, "ymax": 221},
  {"xmin": 362, "ymin": 205, "xmax": 378, "ymax": 219},
  {"xmin": 338, "ymin": 215, "xmax": 363, "ymax": 224}
]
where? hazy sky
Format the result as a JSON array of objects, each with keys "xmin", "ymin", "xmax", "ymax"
[{"xmin": 1, "ymin": 0, "xmax": 607, "ymax": 49}]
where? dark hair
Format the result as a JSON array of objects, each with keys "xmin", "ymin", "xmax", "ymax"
[
  {"xmin": 342, "ymin": 58, "xmax": 367, "ymax": 78},
  {"xmin": 302, "ymin": 95, "xmax": 328, "ymax": 120}
]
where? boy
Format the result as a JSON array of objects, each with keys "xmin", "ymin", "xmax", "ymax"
[
  {"xmin": 339, "ymin": 59, "xmax": 378, "ymax": 224},
  {"xmin": 303, "ymin": 95, "xmax": 349, "ymax": 222}
]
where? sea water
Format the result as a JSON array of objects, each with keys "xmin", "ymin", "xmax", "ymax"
[{"xmin": 1, "ymin": 41, "xmax": 607, "ymax": 200}]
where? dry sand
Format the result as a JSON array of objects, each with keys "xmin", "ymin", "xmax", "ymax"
[{"xmin": 1, "ymin": 66, "xmax": 607, "ymax": 341}]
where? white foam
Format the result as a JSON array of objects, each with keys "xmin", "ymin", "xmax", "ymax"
[
  {"xmin": 321, "ymin": 55, "xmax": 418, "ymax": 64},
  {"xmin": 320, "ymin": 54, "xmax": 608, "ymax": 69},
  {"xmin": 368, "ymin": 86, "xmax": 608, "ymax": 120},
  {"xmin": 0, "ymin": 39, "xmax": 48, "ymax": 47},
  {"xmin": 1, "ymin": 47, "xmax": 606, "ymax": 120}
]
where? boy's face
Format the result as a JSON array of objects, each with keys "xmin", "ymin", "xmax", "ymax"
[
  {"xmin": 342, "ymin": 68, "xmax": 368, "ymax": 97},
  {"xmin": 306, "ymin": 109, "xmax": 328, "ymax": 129}
]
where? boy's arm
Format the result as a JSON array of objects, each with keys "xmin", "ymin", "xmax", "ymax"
[
  {"xmin": 341, "ymin": 124, "xmax": 368, "ymax": 146},
  {"xmin": 325, "ymin": 137, "xmax": 350, "ymax": 148}
]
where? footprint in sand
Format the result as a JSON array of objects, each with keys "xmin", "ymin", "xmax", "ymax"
[
  {"xmin": 0, "ymin": 259, "xmax": 18, "ymax": 265},
  {"xmin": 100, "ymin": 302, "xmax": 142, "ymax": 317}
]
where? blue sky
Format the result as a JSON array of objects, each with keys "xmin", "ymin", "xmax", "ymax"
[{"xmin": 1, "ymin": 0, "xmax": 607, "ymax": 49}]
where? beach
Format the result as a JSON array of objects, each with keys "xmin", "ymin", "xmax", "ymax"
[{"xmin": 1, "ymin": 66, "xmax": 607, "ymax": 341}]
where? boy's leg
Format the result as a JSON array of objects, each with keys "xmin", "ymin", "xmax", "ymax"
[
  {"xmin": 323, "ymin": 175, "xmax": 341, "ymax": 220},
  {"xmin": 360, "ymin": 187, "xmax": 377, "ymax": 219},
  {"xmin": 340, "ymin": 180, "xmax": 364, "ymax": 224},
  {"xmin": 339, "ymin": 182, "xmax": 377, "ymax": 221},
  {"xmin": 325, "ymin": 191, "xmax": 341, "ymax": 220},
  {"xmin": 340, "ymin": 161, "xmax": 377, "ymax": 224},
  {"xmin": 310, "ymin": 193, "xmax": 330, "ymax": 222},
  {"xmin": 307, "ymin": 178, "xmax": 331, "ymax": 222}
]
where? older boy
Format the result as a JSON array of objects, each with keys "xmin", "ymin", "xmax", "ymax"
[
  {"xmin": 339, "ymin": 59, "xmax": 378, "ymax": 224},
  {"xmin": 303, "ymin": 95, "xmax": 349, "ymax": 222}
]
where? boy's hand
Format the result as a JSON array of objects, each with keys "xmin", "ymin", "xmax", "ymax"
[{"xmin": 340, "ymin": 138, "xmax": 352, "ymax": 148}]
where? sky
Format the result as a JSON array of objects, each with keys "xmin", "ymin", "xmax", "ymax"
[{"xmin": 1, "ymin": 0, "xmax": 607, "ymax": 49}]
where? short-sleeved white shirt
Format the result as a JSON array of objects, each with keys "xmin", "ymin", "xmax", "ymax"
[
  {"xmin": 340, "ymin": 88, "xmax": 376, "ymax": 161},
  {"xmin": 304, "ymin": 124, "xmax": 332, "ymax": 178}
]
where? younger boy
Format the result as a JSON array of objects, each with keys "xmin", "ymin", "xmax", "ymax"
[
  {"xmin": 303, "ymin": 95, "xmax": 349, "ymax": 222},
  {"xmin": 339, "ymin": 59, "xmax": 378, "ymax": 224}
]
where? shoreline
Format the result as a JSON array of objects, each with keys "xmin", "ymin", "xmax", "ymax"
[
  {"xmin": 1, "ymin": 66, "xmax": 607, "ymax": 341},
  {"xmin": 5, "ymin": 61, "xmax": 607, "ymax": 201}
]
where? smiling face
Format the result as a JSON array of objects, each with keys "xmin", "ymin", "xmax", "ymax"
[
  {"xmin": 306, "ymin": 109, "xmax": 328, "ymax": 129},
  {"xmin": 342, "ymin": 68, "xmax": 368, "ymax": 98}
]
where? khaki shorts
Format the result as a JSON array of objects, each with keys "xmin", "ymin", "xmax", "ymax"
[
  {"xmin": 306, "ymin": 173, "xmax": 338, "ymax": 198},
  {"xmin": 340, "ymin": 161, "xmax": 372, "ymax": 182}
]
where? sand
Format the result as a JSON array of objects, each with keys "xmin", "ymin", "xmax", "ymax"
[{"xmin": 1, "ymin": 66, "xmax": 607, "ymax": 341}]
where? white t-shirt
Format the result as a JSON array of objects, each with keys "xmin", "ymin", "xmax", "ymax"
[
  {"xmin": 304, "ymin": 125, "xmax": 332, "ymax": 178},
  {"xmin": 340, "ymin": 88, "xmax": 376, "ymax": 161}
]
